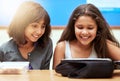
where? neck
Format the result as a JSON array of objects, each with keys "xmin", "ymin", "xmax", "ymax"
[
  {"xmin": 75, "ymin": 40, "xmax": 92, "ymax": 50},
  {"xmin": 19, "ymin": 42, "xmax": 34, "ymax": 48},
  {"xmin": 18, "ymin": 42, "xmax": 35, "ymax": 60},
  {"xmin": 18, "ymin": 42, "xmax": 35, "ymax": 52}
]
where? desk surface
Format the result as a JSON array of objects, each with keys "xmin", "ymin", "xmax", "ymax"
[{"xmin": 0, "ymin": 70, "xmax": 120, "ymax": 81}]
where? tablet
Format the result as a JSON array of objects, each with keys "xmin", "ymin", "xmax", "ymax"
[{"xmin": 61, "ymin": 58, "xmax": 112, "ymax": 61}]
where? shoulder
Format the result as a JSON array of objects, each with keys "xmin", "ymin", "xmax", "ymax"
[
  {"xmin": 46, "ymin": 38, "xmax": 53, "ymax": 50},
  {"xmin": 106, "ymin": 39, "xmax": 120, "ymax": 51},
  {"xmin": 106, "ymin": 40, "xmax": 118, "ymax": 46},
  {"xmin": 106, "ymin": 40, "xmax": 120, "ymax": 60},
  {"xmin": 0, "ymin": 39, "xmax": 17, "ymax": 54},
  {"xmin": 46, "ymin": 38, "xmax": 53, "ymax": 46},
  {"xmin": 40, "ymin": 38, "xmax": 53, "ymax": 52},
  {"xmin": 48, "ymin": 38, "xmax": 53, "ymax": 44},
  {"xmin": 56, "ymin": 41, "xmax": 66, "ymax": 50},
  {"xmin": 54, "ymin": 41, "xmax": 66, "ymax": 56},
  {"xmin": 41, "ymin": 38, "xmax": 53, "ymax": 49},
  {"xmin": 0, "ymin": 39, "xmax": 15, "ymax": 49},
  {"xmin": 106, "ymin": 40, "xmax": 119, "ymax": 51}
]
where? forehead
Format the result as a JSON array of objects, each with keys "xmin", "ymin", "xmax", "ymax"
[
  {"xmin": 75, "ymin": 15, "xmax": 96, "ymax": 25},
  {"xmin": 33, "ymin": 19, "xmax": 45, "ymax": 24},
  {"xmin": 37, "ymin": 19, "xmax": 45, "ymax": 24}
]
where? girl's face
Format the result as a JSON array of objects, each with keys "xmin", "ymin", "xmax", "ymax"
[
  {"xmin": 25, "ymin": 19, "xmax": 45, "ymax": 43},
  {"xmin": 74, "ymin": 15, "xmax": 97, "ymax": 46}
]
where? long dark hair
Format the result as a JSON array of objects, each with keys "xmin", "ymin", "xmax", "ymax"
[{"xmin": 58, "ymin": 4, "xmax": 119, "ymax": 58}]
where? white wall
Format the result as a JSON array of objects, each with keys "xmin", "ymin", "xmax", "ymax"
[
  {"xmin": 0, "ymin": 29, "xmax": 9, "ymax": 45},
  {"xmin": 111, "ymin": 29, "xmax": 120, "ymax": 42}
]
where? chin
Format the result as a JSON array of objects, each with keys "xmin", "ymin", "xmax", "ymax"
[
  {"xmin": 81, "ymin": 42, "xmax": 91, "ymax": 46},
  {"xmin": 30, "ymin": 39, "xmax": 38, "ymax": 42}
]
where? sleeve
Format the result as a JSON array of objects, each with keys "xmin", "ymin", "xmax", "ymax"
[{"xmin": 42, "ymin": 38, "xmax": 53, "ymax": 69}]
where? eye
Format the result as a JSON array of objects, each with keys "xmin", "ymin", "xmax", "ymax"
[
  {"xmin": 76, "ymin": 25, "xmax": 83, "ymax": 29},
  {"xmin": 88, "ymin": 26, "xmax": 94, "ymax": 30},
  {"xmin": 31, "ymin": 23, "xmax": 39, "ymax": 28},
  {"xmin": 30, "ymin": 23, "xmax": 36, "ymax": 27},
  {"xmin": 32, "ymin": 24, "xmax": 38, "ymax": 28},
  {"xmin": 41, "ymin": 24, "xmax": 46, "ymax": 29}
]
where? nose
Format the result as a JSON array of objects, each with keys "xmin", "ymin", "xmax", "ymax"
[
  {"xmin": 81, "ymin": 29, "xmax": 89, "ymax": 35},
  {"xmin": 35, "ymin": 28, "xmax": 42, "ymax": 34}
]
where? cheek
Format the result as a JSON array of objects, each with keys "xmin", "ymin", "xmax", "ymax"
[
  {"xmin": 24, "ymin": 30, "xmax": 28, "ymax": 37},
  {"xmin": 75, "ymin": 28, "xmax": 80, "ymax": 35},
  {"xmin": 24, "ymin": 29, "xmax": 32, "ymax": 36},
  {"xmin": 42, "ymin": 29, "xmax": 45, "ymax": 35},
  {"xmin": 92, "ymin": 30, "xmax": 97, "ymax": 37}
]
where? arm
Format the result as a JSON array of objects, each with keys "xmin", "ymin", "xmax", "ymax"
[
  {"xmin": 53, "ymin": 41, "xmax": 65, "ymax": 69},
  {"xmin": 107, "ymin": 40, "xmax": 120, "ymax": 60}
]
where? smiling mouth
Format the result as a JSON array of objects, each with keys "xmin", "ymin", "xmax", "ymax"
[
  {"xmin": 32, "ymin": 34, "xmax": 40, "ymax": 39},
  {"xmin": 81, "ymin": 36, "xmax": 89, "ymax": 38},
  {"xmin": 80, "ymin": 36, "xmax": 90, "ymax": 40}
]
